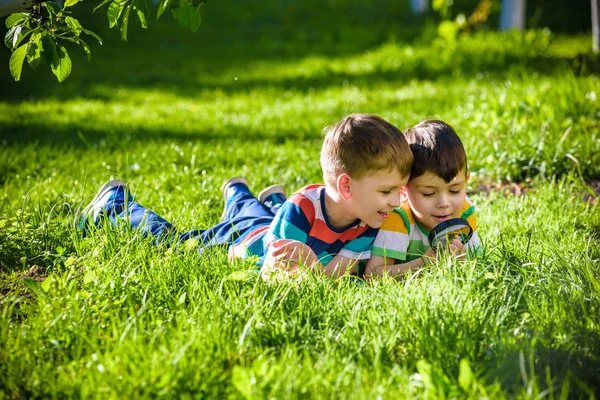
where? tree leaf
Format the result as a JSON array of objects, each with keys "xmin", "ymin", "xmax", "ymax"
[
  {"xmin": 64, "ymin": 0, "xmax": 80, "ymax": 7},
  {"xmin": 93, "ymin": 0, "xmax": 113, "ymax": 13},
  {"xmin": 65, "ymin": 16, "xmax": 83, "ymax": 35},
  {"xmin": 11, "ymin": 25, "xmax": 22, "ymax": 48},
  {"xmin": 40, "ymin": 33, "xmax": 58, "ymax": 67},
  {"xmin": 156, "ymin": 0, "xmax": 170, "ymax": 19},
  {"xmin": 5, "ymin": 13, "xmax": 27, "ymax": 29},
  {"xmin": 82, "ymin": 28, "xmax": 103, "ymax": 45},
  {"xmin": 120, "ymin": 3, "xmax": 132, "ymax": 41},
  {"xmin": 4, "ymin": 26, "xmax": 16, "ymax": 49},
  {"xmin": 134, "ymin": 0, "xmax": 148, "ymax": 28},
  {"xmin": 78, "ymin": 37, "xmax": 91, "ymax": 61},
  {"xmin": 4, "ymin": 25, "xmax": 21, "ymax": 49},
  {"xmin": 51, "ymin": 44, "xmax": 72, "ymax": 82},
  {"xmin": 44, "ymin": 1, "xmax": 61, "ymax": 17},
  {"xmin": 9, "ymin": 43, "xmax": 27, "ymax": 81},
  {"xmin": 27, "ymin": 33, "xmax": 42, "ymax": 69},
  {"xmin": 133, "ymin": 6, "xmax": 147, "ymax": 28},
  {"xmin": 107, "ymin": 0, "xmax": 125, "ymax": 28},
  {"xmin": 6, "ymin": 26, "xmax": 34, "ymax": 50},
  {"xmin": 174, "ymin": 5, "xmax": 201, "ymax": 32},
  {"xmin": 14, "ymin": 28, "xmax": 33, "ymax": 48}
]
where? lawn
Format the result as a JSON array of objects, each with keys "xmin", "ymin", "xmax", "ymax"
[{"xmin": 1, "ymin": 0, "xmax": 599, "ymax": 398}]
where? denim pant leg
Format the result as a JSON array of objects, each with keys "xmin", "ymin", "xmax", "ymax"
[
  {"xmin": 104, "ymin": 186, "xmax": 174, "ymax": 239},
  {"xmin": 184, "ymin": 183, "xmax": 275, "ymax": 249},
  {"xmin": 223, "ymin": 183, "xmax": 276, "ymax": 220}
]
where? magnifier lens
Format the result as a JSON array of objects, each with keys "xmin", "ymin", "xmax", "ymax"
[{"xmin": 428, "ymin": 218, "xmax": 473, "ymax": 251}]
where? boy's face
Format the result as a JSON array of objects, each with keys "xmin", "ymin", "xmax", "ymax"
[
  {"xmin": 404, "ymin": 168, "xmax": 469, "ymax": 232},
  {"xmin": 347, "ymin": 169, "xmax": 408, "ymax": 228}
]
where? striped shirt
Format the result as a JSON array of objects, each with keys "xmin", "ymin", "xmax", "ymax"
[
  {"xmin": 229, "ymin": 184, "xmax": 378, "ymax": 266},
  {"xmin": 371, "ymin": 196, "xmax": 481, "ymax": 262}
]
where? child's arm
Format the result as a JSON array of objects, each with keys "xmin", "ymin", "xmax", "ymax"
[
  {"xmin": 364, "ymin": 249, "xmax": 435, "ymax": 280},
  {"xmin": 261, "ymin": 193, "xmax": 365, "ymax": 278},
  {"xmin": 365, "ymin": 236, "xmax": 470, "ymax": 279},
  {"xmin": 366, "ymin": 210, "xmax": 421, "ymax": 279},
  {"xmin": 261, "ymin": 239, "xmax": 319, "ymax": 278}
]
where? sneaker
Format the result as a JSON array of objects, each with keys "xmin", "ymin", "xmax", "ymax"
[
  {"xmin": 219, "ymin": 177, "xmax": 249, "ymax": 222},
  {"xmin": 76, "ymin": 179, "xmax": 128, "ymax": 229},
  {"xmin": 258, "ymin": 184, "xmax": 287, "ymax": 212}
]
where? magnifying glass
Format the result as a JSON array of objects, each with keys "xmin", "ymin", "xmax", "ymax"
[{"xmin": 428, "ymin": 218, "xmax": 473, "ymax": 252}]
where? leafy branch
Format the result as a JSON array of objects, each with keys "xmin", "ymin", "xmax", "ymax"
[{"xmin": 3, "ymin": 0, "xmax": 211, "ymax": 82}]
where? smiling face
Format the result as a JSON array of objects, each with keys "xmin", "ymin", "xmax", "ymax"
[
  {"xmin": 404, "ymin": 169, "xmax": 470, "ymax": 232},
  {"xmin": 347, "ymin": 168, "xmax": 409, "ymax": 228}
]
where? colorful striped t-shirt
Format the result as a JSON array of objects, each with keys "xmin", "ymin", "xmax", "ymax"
[
  {"xmin": 371, "ymin": 196, "xmax": 481, "ymax": 262},
  {"xmin": 229, "ymin": 184, "xmax": 378, "ymax": 267}
]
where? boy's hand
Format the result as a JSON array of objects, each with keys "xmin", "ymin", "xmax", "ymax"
[
  {"xmin": 434, "ymin": 238, "xmax": 466, "ymax": 259},
  {"xmin": 449, "ymin": 237, "xmax": 465, "ymax": 255},
  {"xmin": 262, "ymin": 239, "xmax": 320, "ymax": 278}
]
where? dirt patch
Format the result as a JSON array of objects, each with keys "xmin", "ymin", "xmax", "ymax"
[
  {"xmin": 472, "ymin": 180, "xmax": 600, "ymax": 205},
  {"xmin": 0, "ymin": 283, "xmax": 11, "ymax": 297},
  {"xmin": 0, "ymin": 265, "xmax": 48, "ymax": 298},
  {"xmin": 471, "ymin": 182, "xmax": 532, "ymax": 197},
  {"xmin": 21, "ymin": 265, "xmax": 48, "ymax": 282},
  {"xmin": 583, "ymin": 180, "xmax": 600, "ymax": 205}
]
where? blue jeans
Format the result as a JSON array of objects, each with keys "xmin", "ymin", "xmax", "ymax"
[{"xmin": 100, "ymin": 183, "xmax": 275, "ymax": 249}]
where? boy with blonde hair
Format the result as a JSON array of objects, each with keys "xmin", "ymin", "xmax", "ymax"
[
  {"xmin": 365, "ymin": 119, "xmax": 481, "ymax": 279},
  {"xmin": 80, "ymin": 114, "xmax": 413, "ymax": 278}
]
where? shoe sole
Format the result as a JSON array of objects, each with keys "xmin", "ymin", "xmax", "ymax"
[
  {"xmin": 258, "ymin": 184, "xmax": 286, "ymax": 204},
  {"xmin": 219, "ymin": 177, "xmax": 249, "ymax": 222},
  {"xmin": 75, "ymin": 179, "xmax": 128, "ymax": 228}
]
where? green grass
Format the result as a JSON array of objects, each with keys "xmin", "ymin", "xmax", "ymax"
[{"xmin": 1, "ymin": 0, "xmax": 600, "ymax": 398}]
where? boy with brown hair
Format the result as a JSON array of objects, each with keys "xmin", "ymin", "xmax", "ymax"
[
  {"xmin": 365, "ymin": 119, "xmax": 481, "ymax": 279},
  {"xmin": 79, "ymin": 114, "xmax": 413, "ymax": 278}
]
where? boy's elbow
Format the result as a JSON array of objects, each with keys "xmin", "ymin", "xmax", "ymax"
[
  {"xmin": 364, "ymin": 255, "xmax": 387, "ymax": 278},
  {"xmin": 363, "ymin": 266, "xmax": 377, "ymax": 281}
]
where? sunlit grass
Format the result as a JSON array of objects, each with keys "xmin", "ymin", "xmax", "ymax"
[
  {"xmin": 1, "ymin": 177, "xmax": 598, "ymax": 398},
  {"xmin": 1, "ymin": 0, "xmax": 599, "ymax": 397},
  {"xmin": 2, "ymin": 70, "xmax": 598, "ymax": 183}
]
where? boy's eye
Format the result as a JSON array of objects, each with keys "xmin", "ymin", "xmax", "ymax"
[
  {"xmin": 449, "ymin": 190, "xmax": 460, "ymax": 194},
  {"xmin": 380, "ymin": 190, "xmax": 392, "ymax": 195},
  {"xmin": 422, "ymin": 192, "xmax": 434, "ymax": 197}
]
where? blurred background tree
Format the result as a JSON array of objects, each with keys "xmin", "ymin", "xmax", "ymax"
[{"xmin": 2, "ymin": 0, "xmax": 598, "ymax": 81}]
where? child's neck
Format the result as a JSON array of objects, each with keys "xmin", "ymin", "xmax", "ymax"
[
  {"xmin": 323, "ymin": 187, "xmax": 358, "ymax": 228},
  {"xmin": 413, "ymin": 216, "xmax": 432, "ymax": 233}
]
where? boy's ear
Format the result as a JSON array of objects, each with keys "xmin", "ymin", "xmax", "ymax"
[
  {"xmin": 466, "ymin": 171, "xmax": 471, "ymax": 182},
  {"xmin": 400, "ymin": 187, "xmax": 408, "ymax": 203},
  {"xmin": 337, "ymin": 173, "xmax": 352, "ymax": 200}
]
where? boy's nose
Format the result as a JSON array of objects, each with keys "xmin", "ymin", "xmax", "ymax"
[{"xmin": 437, "ymin": 194, "xmax": 450, "ymax": 208}]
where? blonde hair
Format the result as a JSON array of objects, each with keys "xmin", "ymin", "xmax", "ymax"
[{"xmin": 320, "ymin": 114, "xmax": 413, "ymax": 186}]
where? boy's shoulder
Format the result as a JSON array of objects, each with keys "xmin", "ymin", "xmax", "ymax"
[
  {"xmin": 463, "ymin": 195, "xmax": 476, "ymax": 211},
  {"xmin": 282, "ymin": 183, "xmax": 373, "ymax": 237},
  {"xmin": 283, "ymin": 184, "xmax": 324, "ymax": 220},
  {"xmin": 461, "ymin": 195, "xmax": 477, "ymax": 228},
  {"xmin": 291, "ymin": 184, "xmax": 325, "ymax": 200},
  {"xmin": 381, "ymin": 203, "xmax": 414, "ymax": 234}
]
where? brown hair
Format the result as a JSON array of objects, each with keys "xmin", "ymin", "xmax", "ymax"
[
  {"xmin": 320, "ymin": 114, "xmax": 413, "ymax": 186},
  {"xmin": 405, "ymin": 119, "xmax": 467, "ymax": 182}
]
